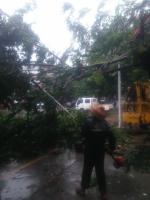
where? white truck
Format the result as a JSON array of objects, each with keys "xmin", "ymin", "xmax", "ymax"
[
  {"xmin": 75, "ymin": 97, "xmax": 114, "ymax": 111},
  {"xmin": 75, "ymin": 98, "xmax": 98, "ymax": 110}
]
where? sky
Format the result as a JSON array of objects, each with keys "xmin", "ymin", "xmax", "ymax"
[{"xmin": 0, "ymin": 0, "xmax": 120, "ymax": 57}]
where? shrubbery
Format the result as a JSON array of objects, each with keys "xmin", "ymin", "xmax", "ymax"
[
  {"xmin": 0, "ymin": 108, "xmax": 89, "ymax": 163},
  {"xmin": 124, "ymin": 146, "xmax": 150, "ymax": 173},
  {"xmin": 1, "ymin": 106, "xmax": 149, "ymax": 173}
]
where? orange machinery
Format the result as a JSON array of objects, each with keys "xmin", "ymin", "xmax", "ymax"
[{"xmin": 123, "ymin": 82, "xmax": 150, "ymax": 126}]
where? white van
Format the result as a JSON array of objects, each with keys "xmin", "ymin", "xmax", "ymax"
[{"xmin": 75, "ymin": 98, "xmax": 98, "ymax": 110}]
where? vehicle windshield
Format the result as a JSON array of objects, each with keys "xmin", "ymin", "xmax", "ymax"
[{"xmin": 77, "ymin": 99, "xmax": 83, "ymax": 105}]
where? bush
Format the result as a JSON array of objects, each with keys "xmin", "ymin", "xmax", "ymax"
[
  {"xmin": 124, "ymin": 146, "xmax": 150, "ymax": 172},
  {"xmin": 0, "ymin": 107, "xmax": 89, "ymax": 163},
  {"xmin": 57, "ymin": 108, "xmax": 89, "ymax": 147},
  {"xmin": 113, "ymin": 127, "xmax": 131, "ymax": 147},
  {"xmin": 0, "ymin": 111, "xmax": 58, "ymax": 162}
]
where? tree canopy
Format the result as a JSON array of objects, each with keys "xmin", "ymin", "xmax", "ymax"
[
  {"xmin": 0, "ymin": 0, "xmax": 150, "ymax": 102},
  {"xmin": 61, "ymin": 0, "xmax": 150, "ymax": 97},
  {"xmin": 0, "ymin": 5, "xmax": 66, "ymax": 103}
]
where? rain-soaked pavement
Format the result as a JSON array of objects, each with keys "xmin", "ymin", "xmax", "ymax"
[
  {"xmin": 0, "ymin": 148, "xmax": 150, "ymax": 200},
  {"xmin": 0, "ymin": 108, "xmax": 150, "ymax": 200}
]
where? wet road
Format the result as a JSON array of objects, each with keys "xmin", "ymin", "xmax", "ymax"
[
  {"xmin": 0, "ymin": 156, "xmax": 44, "ymax": 200},
  {"xmin": 0, "ymin": 149, "xmax": 79, "ymax": 200},
  {"xmin": 0, "ymin": 148, "xmax": 150, "ymax": 200}
]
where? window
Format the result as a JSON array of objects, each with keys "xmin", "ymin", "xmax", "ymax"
[
  {"xmin": 77, "ymin": 99, "xmax": 83, "ymax": 105},
  {"xmin": 85, "ymin": 99, "xmax": 90, "ymax": 103}
]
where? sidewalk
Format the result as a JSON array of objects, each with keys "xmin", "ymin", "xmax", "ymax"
[{"xmin": 28, "ymin": 148, "xmax": 150, "ymax": 200}]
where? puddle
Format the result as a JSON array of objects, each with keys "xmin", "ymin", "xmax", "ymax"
[{"xmin": 1, "ymin": 173, "xmax": 38, "ymax": 200}]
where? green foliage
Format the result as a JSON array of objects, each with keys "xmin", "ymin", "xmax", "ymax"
[
  {"xmin": 64, "ymin": 65, "xmax": 118, "ymax": 98},
  {"xmin": 113, "ymin": 128, "xmax": 131, "ymax": 147},
  {"xmin": 57, "ymin": 109, "xmax": 89, "ymax": 147},
  {"xmin": 87, "ymin": 70, "xmax": 104, "ymax": 86},
  {"xmin": 112, "ymin": 128, "xmax": 150, "ymax": 173},
  {"xmin": 0, "ymin": 104, "xmax": 89, "ymax": 163},
  {"xmin": 62, "ymin": 0, "xmax": 150, "ymax": 100},
  {"xmin": 0, "ymin": 8, "xmax": 35, "ymax": 100},
  {"xmin": 0, "ymin": 109, "xmax": 58, "ymax": 162},
  {"xmin": 124, "ymin": 147, "xmax": 150, "ymax": 172},
  {"xmin": 0, "ymin": 6, "xmax": 59, "ymax": 103}
]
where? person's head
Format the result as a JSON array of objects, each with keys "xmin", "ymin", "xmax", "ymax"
[
  {"xmin": 89, "ymin": 104, "xmax": 106, "ymax": 120},
  {"xmin": 127, "ymin": 86, "xmax": 132, "ymax": 91}
]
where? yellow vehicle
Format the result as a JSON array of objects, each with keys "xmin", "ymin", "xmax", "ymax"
[{"xmin": 123, "ymin": 82, "xmax": 150, "ymax": 127}]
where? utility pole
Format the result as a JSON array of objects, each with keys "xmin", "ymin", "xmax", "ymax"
[{"xmin": 118, "ymin": 62, "xmax": 122, "ymax": 128}]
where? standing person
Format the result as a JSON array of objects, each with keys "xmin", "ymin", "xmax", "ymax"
[
  {"xmin": 76, "ymin": 104, "xmax": 116, "ymax": 200},
  {"xmin": 126, "ymin": 86, "xmax": 133, "ymax": 102},
  {"xmin": 125, "ymin": 86, "xmax": 136, "ymax": 111}
]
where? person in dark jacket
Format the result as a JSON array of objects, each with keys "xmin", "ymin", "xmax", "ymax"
[
  {"xmin": 125, "ymin": 86, "xmax": 137, "ymax": 111},
  {"xmin": 126, "ymin": 86, "xmax": 134, "ymax": 102},
  {"xmin": 76, "ymin": 104, "xmax": 116, "ymax": 200}
]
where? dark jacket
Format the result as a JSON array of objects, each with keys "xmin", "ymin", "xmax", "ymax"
[
  {"xmin": 126, "ymin": 90, "xmax": 137, "ymax": 102},
  {"xmin": 81, "ymin": 117, "xmax": 116, "ymax": 155}
]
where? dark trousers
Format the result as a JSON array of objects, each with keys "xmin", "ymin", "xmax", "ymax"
[{"xmin": 81, "ymin": 152, "xmax": 106, "ymax": 193}]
